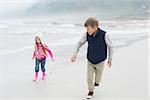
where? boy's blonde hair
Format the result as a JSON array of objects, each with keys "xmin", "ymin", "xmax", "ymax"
[{"xmin": 84, "ymin": 17, "xmax": 99, "ymax": 28}]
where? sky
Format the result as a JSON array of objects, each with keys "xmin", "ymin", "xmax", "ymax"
[
  {"xmin": 0, "ymin": 0, "xmax": 147, "ymax": 12},
  {"xmin": 0, "ymin": 0, "xmax": 38, "ymax": 12}
]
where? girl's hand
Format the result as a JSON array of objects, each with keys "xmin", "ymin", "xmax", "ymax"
[
  {"xmin": 71, "ymin": 55, "xmax": 77, "ymax": 62},
  {"xmin": 37, "ymin": 55, "xmax": 41, "ymax": 60},
  {"xmin": 32, "ymin": 57, "xmax": 34, "ymax": 60},
  {"xmin": 51, "ymin": 58, "xmax": 55, "ymax": 62}
]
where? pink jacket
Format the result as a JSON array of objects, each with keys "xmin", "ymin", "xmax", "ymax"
[{"xmin": 33, "ymin": 44, "xmax": 53, "ymax": 59}]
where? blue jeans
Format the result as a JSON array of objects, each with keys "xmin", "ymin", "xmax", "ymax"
[{"xmin": 35, "ymin": 57, "xmax": 46, "ymax": 72}]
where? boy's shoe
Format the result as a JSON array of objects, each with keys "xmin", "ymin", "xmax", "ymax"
[
  {"xmin": 86, "ymin": 91, "xmax": 94, "ymax": 99},
  {"xmin": 94, "ymin": 83, "xmax": 99, "ymax": 86},
  {"xmin": 94, "ymin": 83, "xmax": 99, "ymax": 89}
]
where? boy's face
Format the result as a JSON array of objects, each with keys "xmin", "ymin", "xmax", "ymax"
[{"xmin": 86, "ymin": 26, "xmax": 98, "ymax": 35}]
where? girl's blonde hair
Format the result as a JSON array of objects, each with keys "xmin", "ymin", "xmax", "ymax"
[{"xmin": 35, "ymin": 37, "xmax": 47, "ymax": 56}]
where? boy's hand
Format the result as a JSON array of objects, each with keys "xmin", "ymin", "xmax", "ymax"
[
  {"xmin": 107, "ymin": 59, "xmax": 112, "ymax": 68},
  {"xmin": 71, "ymin": 55, "xmax": 77, "ymax": 62}
]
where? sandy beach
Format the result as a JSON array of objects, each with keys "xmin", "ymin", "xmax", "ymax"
[{"xmin": 0, "ymin": 37, "xmax": 148, "ymax": 100}]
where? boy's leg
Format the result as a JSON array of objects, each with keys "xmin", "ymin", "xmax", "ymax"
[
  {"xmin": 94, "ymin": 61, "xmax": 105, "ymax": 85},
  {"xmin": 87, "ymin": 61, "xmax": 95, "ymax": 92}
]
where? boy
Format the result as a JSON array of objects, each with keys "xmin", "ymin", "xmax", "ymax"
[{"xmin": 71, "ymin": 17, "xmax": 113, "ymax": 99}]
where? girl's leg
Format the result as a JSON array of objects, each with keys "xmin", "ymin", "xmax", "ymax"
[
  {"xmin": 42, "ymin": 72, "xmax": 46, "ymax": 80},
  {"xmin": 35, "ymin": 58, "xmax": 40, "ymax": 72},
  {"xmin": 41, "ymin": 58, "xmax": 46, "ymax": 80},
  {"xmin": 34, "ymin": 72, "xmax": 39, "ymax": 81},
  {"xmin": 34, "ymin": 58, "xmax": 40, "ymax": 81}
]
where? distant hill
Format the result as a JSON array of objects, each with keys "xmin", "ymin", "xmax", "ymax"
[{"xmin": 25, "ymin": 0, "xmax": 148, "ymax": 17}]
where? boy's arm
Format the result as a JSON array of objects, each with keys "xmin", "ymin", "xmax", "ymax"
[
  {"xmin": 71, "ymin": 33, "xmax": 87, "ymax": 62},
  {"xmin": 105, "ymin": 33, "xmax": 114, "ymax": 60},
  {"xmin": 73, "ymin": 33, "xmax": 87, "ymax": 55}
]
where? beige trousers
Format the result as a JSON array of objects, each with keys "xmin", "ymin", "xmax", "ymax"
[{"xmin": 87, "ymin": 60, "xmax": 105, "ymax": 92}]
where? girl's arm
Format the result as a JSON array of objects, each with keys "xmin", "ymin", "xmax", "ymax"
[
  {"xmin": 44, "ymin": 44, "xmax": 54, "ymax": 59},
  {"xmin": 35, "ymin": 44, "xmax": 39, "ymax": 54},
  {"xmin": 32, "ymin": 51, "xmax": 36, "ymax": 59},
  {"xmin": 32, "ymin": 44, "xmax": 39, "ymax": 59}
]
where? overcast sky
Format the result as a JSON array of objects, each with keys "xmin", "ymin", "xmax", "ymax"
[
  {"xmin": 0, "ymin": 0, "xmax": 147, "ymax": 12},
  {"xmin": 0, "ymin": 0, "xmax": 148, "ymax": 19},
  {"xmin": 0, "ymin": 0, "xmax": 38, "ymax": 12}
]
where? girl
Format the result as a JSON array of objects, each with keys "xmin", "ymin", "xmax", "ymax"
[{"xmin": 32, "ymin": 32, "xmax": 54, "ymax": 81}]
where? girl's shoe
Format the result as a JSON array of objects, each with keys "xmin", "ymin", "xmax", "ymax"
[
  {"xmin": 42, "ymin": 72, "xmax": 46, "ymax": 80},
  {"xmin": 33, "ymin": 72, "xmax": 38, "ymax": 81}
]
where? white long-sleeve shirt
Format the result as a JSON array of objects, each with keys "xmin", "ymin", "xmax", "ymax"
[{"xmin": 73, "ymin": 33, "xmax": 114, "ymax": 60}]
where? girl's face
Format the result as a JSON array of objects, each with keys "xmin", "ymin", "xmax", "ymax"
[{"xmin": 35, "ymin": 37, "xmax": 41, "ymax": 44}]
